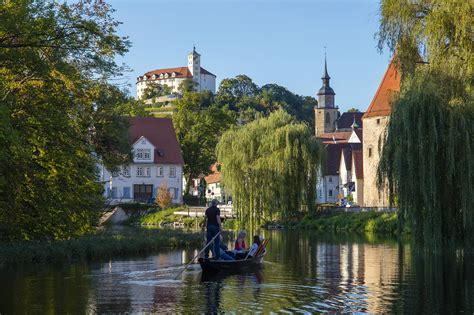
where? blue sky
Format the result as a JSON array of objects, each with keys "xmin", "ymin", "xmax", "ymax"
[{"xmin": 111, "ymin": 0, "xmax": 393, "ymax": 112}]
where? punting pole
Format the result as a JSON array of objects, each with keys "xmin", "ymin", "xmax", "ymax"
[{"xmin": 174, "ymin": 231, "xmax": 221, "ymax": 280}]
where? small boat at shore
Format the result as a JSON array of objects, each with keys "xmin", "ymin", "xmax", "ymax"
[{"xmin": 198, "ymin": 255, "xmax": 264, "ymax": 273}]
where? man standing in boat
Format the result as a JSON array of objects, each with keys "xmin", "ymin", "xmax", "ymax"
[{"xmin": 204, "ymin": 199, "xmax": 221, "ymax": 260}]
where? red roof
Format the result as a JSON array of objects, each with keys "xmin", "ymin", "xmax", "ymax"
[
  {"xmin": 341, "ymin": 147, "xmax": 353, "ymax": 171},
  {"xmin": 204, "ymin": 163, "xmax": 221, "ymax": 184},
  {"xmin": 128, "ymin": 117, "xmax": 184, "ymax": 165},
  {"xmin": 140, "ymin": 66, "xmax": 216, "ymax": 80},
  {"xmin": 324, "ymin": 144, "xmax": 344, "ymax": 175},
  {"xmin": 363, "ymin": 57, "xmax": 401, "ymax": 118},
  {"xmin": 352, "ymin": 149, "xmax": 364, "ymax": 179},
  {"xmin": 319, "ymin": 132, "xmax": 352, "ymax": 141}
]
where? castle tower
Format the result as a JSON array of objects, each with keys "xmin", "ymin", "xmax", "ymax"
[
  {"xmin": 187, "ymin": 46, "xmax": 201, "ymax": 89},
  {"xmin": 315, "ymin": 57, "xmax": 339, "ymax": 137},
  {"xmin": 362, "ymin": 57, "xmax": 400, "ymax": 207}
]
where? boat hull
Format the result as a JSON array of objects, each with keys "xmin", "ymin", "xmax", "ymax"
[{"xmin": 198, "ymin": 257, "xmax": 263, "ymax": 273}]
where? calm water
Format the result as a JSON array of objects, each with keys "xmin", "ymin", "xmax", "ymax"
[{"xmin": 1, "ymin": 230, "xmax": 473, "ymax": 314}]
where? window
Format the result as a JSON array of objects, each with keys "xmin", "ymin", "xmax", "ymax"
[
  {"xmin": 328, "ymin": 189, "xmax": 333, "ymax": 197},
  {"xmin": 157, "ymin": 166, "xmax": 164, "ymax": 177},
  {"xmin": 111, "ymin": 170, "xmax": 119, "ymax": 177},
  {"xmin": 325, "ymin": 112, "xmax": 330, "ymax": 124},
  {"xmin": 111, "ymin": 187, "xmax": 117, "ymax": 199},
  {"xmin": 170, "ymin": 166, "xmax": 176, "ymax": 178},
  {"xmin": 136, "ymin": 149, "xmax": 151, "ymax": 160},
  {"xmin": 137, "ymin": 167, "xmax": 143, "ymax": 177},
  {"xmin": 168, "ymin": 188, "xmax": 178, "ymax": 199},
  {"xmin": 376, "ymin": 118, "xmax": 381, "ymax": 125},
  {"xmin": 368, "ymin": 147, "xmax": 373, "ymax": 158},
  {"xmin": 123, "ymin": 187, "xmax": 131, "ymax": 199},
  {"xmin": 122, "ymin": 166, "xmax": 130, "ymax": 177},
  {"xmin": 328, "ymin": 177, "xmax": 332, "ymax": 183},
  {"xmin": 145, "ymin": 167, "xmax": 151, "ymax": 177}
]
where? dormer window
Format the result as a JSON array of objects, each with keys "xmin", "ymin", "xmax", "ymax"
[
  {"xmin": 136, "ymin": 148, "xmax": 151, "ymax": 160},
  {"xmin": 171, "ymin": 72, "xmax": 176, "ymax": 77},
  {"xmin": 143, "ymin": 75, "xmax": 147, "ymax": 81},
  {"xmin": 152, "ymin": 74, "xmax": 156, "ymax": 79},
  {"xmin": 164, "ymin": 73, "xmax": 169, "ymax": 78},
  {"xmin": 160, "ymin": 73, "xmax": 164, "ymax": 79}
]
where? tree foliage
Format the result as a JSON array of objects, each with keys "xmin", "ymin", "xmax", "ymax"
[
  {"xmin": 215, "ymin": 75, "xmax": 316, "ymax": 127},
  {"xmin": 0, "ymin": 0, "xmax": 133, "ymax": 241},
  {"xmin": 216, "ymin": 110, "xmax": 321, "ymax": 226},
  {"xmin": 140, "ymin": 82, "xmax": 172, "ymax": 102},
  {"xmin": 377, "ymin": 0, "xmax": 473, "ymax": 247},
  {"xmin": 172, "ymin": 91, "xmax": 235, "ymax": 195}
]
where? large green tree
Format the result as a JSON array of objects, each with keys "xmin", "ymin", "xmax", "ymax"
[
  {"xmin": 172, "ymin": 91, "xmax": 235, "ymax": 195},
  {"xmin": 216, "ymin": 110, "xmax": 321, "ymax": 227},
  {"xmin": 215, "ymin": 75, "xmax": 317, "ymax": 127},
  {"xmin": 0, "ymin": 0, "xmax": 134, "ymax": 241},
  {"xmin": 377, "ymin": 0, "xmax": 473, "ymax": 247}
]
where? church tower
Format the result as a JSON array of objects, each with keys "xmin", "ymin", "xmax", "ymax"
[
  {"xmin": 315, "ymin": 57, "xmax": 339, "ymax": 137},
  {"xmin": 187, "ymin": 46, "xmax": 201, "ymax": 89}
]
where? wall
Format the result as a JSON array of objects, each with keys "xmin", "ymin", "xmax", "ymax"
[
  {"xmin": 362, "ymin": 116, "xmax": 390, "ymax": 207},
  {"xmin": 200, "ymin": 74, "xmax": 216, "ymax": 94},
  {"xmin": 101, "ymin": 164, "xmax": 183, "ymax": 204},
  {"xmin": 315, "ymin": 107, "xmax": 338, "ymax": 137}
]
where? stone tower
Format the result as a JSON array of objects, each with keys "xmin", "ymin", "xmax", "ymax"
[
  {"xmin": 362, "ymin": 57, "xmax": 400, "ymax": 207},
  {"xmin": 187, "ymin": 46, "xmax": 201, "ymax": 88},
  {"xmin": 315, "ymin": 57, "xmax": 339, "ymax": 137}
]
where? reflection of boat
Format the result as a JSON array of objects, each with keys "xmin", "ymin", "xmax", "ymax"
[
  {"xmin": 200, "ymin": 263, "xmax": 264, "ymax": 282},
  {"xmin": 198, "ymin": 256, "xmax": 264, "ymax": 273}
]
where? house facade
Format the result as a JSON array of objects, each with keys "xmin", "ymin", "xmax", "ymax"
[
  {"xmin": 99, "ymin": 117, "xmax": 184, "ymax": 204},
  {"xmin": 136, "ymin": 47, "xmax": 216, "ymax": 100},
  {"xmin": 204, "ymin": 164, "xmax": 231, "ymax": 204}
]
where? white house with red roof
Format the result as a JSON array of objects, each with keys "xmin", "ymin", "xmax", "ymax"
[
  {"xmin": 98, "ymin": 117, "xmax": 184, "ymax": 204},
  {"xmin": 136, "ymin": 47, "xmax": 216, "ymax": 100}
]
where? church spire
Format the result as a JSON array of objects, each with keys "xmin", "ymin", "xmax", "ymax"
[
  {"xmin": 322, "ymin": 54, "xmax": 330, "ymax": 81},
  {"xmin": 317, "ymin": 54, "xmax": 335, "ymax": 108}
]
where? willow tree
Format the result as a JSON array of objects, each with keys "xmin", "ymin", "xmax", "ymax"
[
  {"xmin": 216, "ymin": 110, "xmax": 321, "ymax": 226},
  {"xmin": 377, "ymin": 0, "xmax": 473, "ymax": 247}
]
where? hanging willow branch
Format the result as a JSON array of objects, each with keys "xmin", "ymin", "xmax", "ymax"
[
  {"xmin": 216, "ymin": 110, "xmax": 321, "ymax": 226},
  {"xmin": 378, "ymin": 70, "xmax": 474, "ymax": 248}
]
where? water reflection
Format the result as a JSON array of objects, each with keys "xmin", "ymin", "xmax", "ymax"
[{"xmin": 0, "ymin": 230, "xmax": 473, "ymax": 313}]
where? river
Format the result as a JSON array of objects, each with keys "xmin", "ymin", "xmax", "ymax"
[{"xmin": 1, "ymin": 229, "xmax": 473, "ymax": 313}]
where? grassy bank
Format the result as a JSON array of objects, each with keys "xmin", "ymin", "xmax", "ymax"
[
  {"xmin": 136, "ymin": 207, "xmax": 204, "ymax": 228},
  {"xmin": 0, "ymin": 228, "xmax": 204, "ymax": 264},
  {"xmin": 137, "ymin": 207, "xmax": 237, "ymax": 229},
  {"xmin": 283, "ymin": 211, "xmax": 404, "ymax": 235}
]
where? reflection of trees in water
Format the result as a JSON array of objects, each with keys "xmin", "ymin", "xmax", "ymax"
[
  {"xmin": 0, "ymin": 263, "xmax": 92, "ymax": 314},
  {"xmin": 388, "ymin": 248, "xmax": 474, "ymax": 313}
]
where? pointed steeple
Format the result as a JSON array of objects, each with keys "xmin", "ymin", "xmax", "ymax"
[
  {"xmin": 322, "ymin": 55, "xmax": 330, "ymax": 81},
  {"xmin": 351, "ymin": 115, "xmax": 359, "ymax": 129},
  {"xmin": 317, "ymin": 54, "xmax": 335, "ymax": 108}
]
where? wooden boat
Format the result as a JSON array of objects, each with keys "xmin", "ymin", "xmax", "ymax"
[
  {"xmin": 198, "ymin": 238, "xmax": 269, "ymax": 273},
  {"xmin": 198, "ymin": 255, "xmax": 264, "ymax": 273}
]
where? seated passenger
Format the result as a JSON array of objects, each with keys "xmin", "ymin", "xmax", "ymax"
[
  {"xmin": 234, "ymin": 230, "xmax": 247, "ymax": 252},
  {"xmin": 218, "ymin": 236, "xmax": 235, "ymax": 260},
  {"xmin": 247, "ymin": 235, "xmax": 262, "ymax": 258}
]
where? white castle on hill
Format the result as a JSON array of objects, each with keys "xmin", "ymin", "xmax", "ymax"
[{"xmin": 136, "ymin": 47, "xmax": 216, "ymax": 100}]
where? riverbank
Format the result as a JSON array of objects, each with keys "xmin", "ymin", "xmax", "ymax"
[
  {"xmin": 0, "ymin": 227, "xmax": 204, "ymax": 264},
  {"xmin": 274, "ymin": 211, "xmax": 405, "ymax": 235}
]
